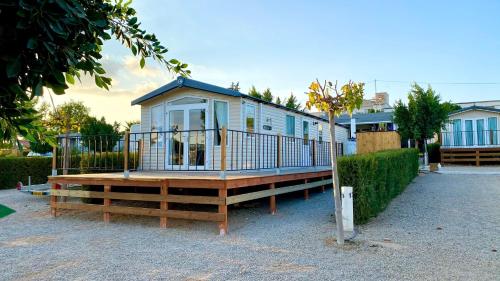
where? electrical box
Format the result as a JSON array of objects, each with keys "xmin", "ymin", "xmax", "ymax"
[{"xmin": 341, "ymin": 186, "xmax": 354, "ymax": 232}]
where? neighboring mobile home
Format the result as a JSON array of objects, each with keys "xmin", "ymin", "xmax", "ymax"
[
  {"xmin": 130, "ymin": 76, "xmax": 348, "ymax": 171},
  {"xmin": 440, "ymin": 104, "xmax": 500, "ymax": 166}
]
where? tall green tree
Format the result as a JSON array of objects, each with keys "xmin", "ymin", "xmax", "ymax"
[
  {"xmin": 0, "ymin": 0, "xmax": 189, "ymax": 143},
  {"xmin": 248, "ymin": 85, "xmax": 262, "ymax": 99},
  {"xmin": 393, "ymin": 83, "xmax": 455, "ymax": 163},
  {"xmin": 48, "ymin": 101, "xmax": 91, "ymax": 134},
  {"xmin": 285, "ymin": 93, "xmax": 301, "ymax": 110},
  {"xmin": 262, "ymin": 88, "xmax": 273, "ymax": 102},
  {"xmin": 307, "ymin": 79, "xmax": 364, "ymax": 246},
  {"xmin": 81, "ymin": 116, "xmax": 121, "ymax": 151}
]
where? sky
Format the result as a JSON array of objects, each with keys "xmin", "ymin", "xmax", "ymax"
[{"xmin": 41, "ymin": 0, "xmax": 500, "ymax": 125}]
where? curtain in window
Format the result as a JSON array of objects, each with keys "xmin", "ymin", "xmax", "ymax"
[
  {"xmin": 452, "ymin": 119, "xmax": 462, "ymax": 146},
  {"xmin": 477, "ymin": 119, "xmax": 485, "ymax": 145},
  {"xmin": 214, "ymin": 101, "xmax": 228, "ymax": 145},
  {"xmin": 245, "ymin": 105, "xmax": 255, "ymax": 133},
  {"xmin": 465, "ymin": 120, "xmax": 473, "ymax": 146},
  {"xmin": 488, "ymin": 117, "xmax": 498, "ymax": 145}
]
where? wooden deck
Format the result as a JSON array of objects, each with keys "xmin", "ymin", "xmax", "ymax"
[
  {"xmin": 48, "ymin": 168, "xmax": 333, "ymax": 235},
  {"xmin": 440, "ymin": 147, "xmax": 500, "ymax": 166}
]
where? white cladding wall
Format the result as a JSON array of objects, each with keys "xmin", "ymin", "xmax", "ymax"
[{"xmin": 137, "ymin": 89, "xmax": 348, "ymax": 170}]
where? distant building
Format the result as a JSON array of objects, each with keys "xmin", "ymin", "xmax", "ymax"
[{"xmin": 355, "ymin": 92, "xmax": 393, "ymax": 113}]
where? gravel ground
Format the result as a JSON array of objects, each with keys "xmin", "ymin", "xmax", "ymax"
[{"xmin": 0, "ymin": 173, "xmax": 498, "ymax": 281}]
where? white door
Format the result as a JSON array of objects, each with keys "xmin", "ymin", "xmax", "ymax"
[{"xmin": 166, "ymin": 104, "xmax": 207, "ymax": 170}]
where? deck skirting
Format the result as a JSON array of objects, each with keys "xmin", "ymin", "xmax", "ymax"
[{"xmin": 440, "ymin": 147, "xmax": 500, "ymax": 166}]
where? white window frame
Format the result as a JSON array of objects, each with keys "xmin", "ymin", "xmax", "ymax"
[
  {"xmin": 150, "ymin": 103, "xmax": 165, "ymax": 147},
  {"xmin": 285, "ymin": 115, "xmax": 296, "ymax": 137},
  {"xmin": 244, "ymin": 103, "xmax": 256, "ymax": 135}
]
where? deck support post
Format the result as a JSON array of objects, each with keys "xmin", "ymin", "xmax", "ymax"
[
  {"xmin": 103, "ymin": 185, "xmax": 111, "ymax": 223},
  {"xmin": 219, "ymin": 127, "xmax": 227, "ymax": 179},
  {"xmin": 50, "ymin": 183, "xmax": 58, "ymax": 217},
  {"xmin": 160, "ymin": 181, "xmax": 168, "ymax": 228},
  {"xmin": 304, "ymin": 179, "xmax": 309, "ymax": 200},
  {"xmin": 218, "ymin": 186, "xmax": 228, "ymax": 235},
  {"xmin": 269, "ymin": 183, "xmax": 276, "ymax": 215},
  {"xmin": 475, "ymin": 150, "xmax": 480, "ymax": 166},
  {"xmin": 124, "ymin": 131, "xmax": 130, "ymax": 178}
]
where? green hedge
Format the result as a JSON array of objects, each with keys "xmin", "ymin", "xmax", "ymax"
[
  {"xmin": 338, "ymin": 148, "xmax": 419, "ymax": 224},
  {"xmin": 0, "ymin": 157, "xmax": 52, "ymax": 189}
]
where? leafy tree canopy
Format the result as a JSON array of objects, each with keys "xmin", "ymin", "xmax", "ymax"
[
  {"xmin": 80, "ymin": 116, "xmax": 121, "ymax": 151},
  {"xmin": 285, "ymin": 93, "xmax": 301, "ymax": 110},
  {"xmin": 393, "ymin": 83, "xmax": 457, "ymax": 143},
  {"xmin": 0, "ymin": 0, "xmax": 189, "ymax": 142},
  {"xmin": 248, "ymin": 86, "xmax": 262, "ymax": 99},
  {"xmin": 48, "ymin": 101, "xmax": 91, "ymax": 134},
  {"xmin": 262, "ymin": 88, "xmax": 273, "ymax": 102},
  {"xmin": 275, "ymin": 96, "xmax": 282, "ymax": 105}
]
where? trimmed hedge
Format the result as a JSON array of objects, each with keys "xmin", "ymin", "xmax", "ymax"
[
  {"xmin": 338, "ymin": 148, "xmax": 419, "ymax": 224},
  {"xmin": 0, "ymin": 157, "xmax": 52, "ymax": 189}
]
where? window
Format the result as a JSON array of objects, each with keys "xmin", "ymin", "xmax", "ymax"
[
  {"xmin": 245, "ymin": 104, "xmax": 256, "ymax": 133},
  {"xmin": 465, "ymin": 120, "xmax": 473, "ymax": 146},
  {"xmin": 151, "ymin": 105, "xmax": 163, "ymax": 145},
  {"xmin": 214, "ymin": 101, "xmax": 228, "ymax": 145},
  {"xmin": 303, "ymin": 120, "xmax": 309, "ymax": 145},
  {"xmin": 318, "ymin": 123, "xmax": 323, "ymax": 143},
  {"xmin": 168, "ymin": 97, "xmax": 207, "ymax": 105},
  {"xmin": 477, "ymin": 119, "xmax": 485, "ymax": 145},
  {"xmin": 286, "ymin": 115, "xmax": 295, "ymax": 137},
  {"xmin": 488, "ymin": 117, "xmax": 498, "ymax": 145}
]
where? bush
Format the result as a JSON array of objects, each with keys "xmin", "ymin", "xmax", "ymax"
[
  {"xmin": 427, "ymin": 143, "xmax": 441, "ymax": 163},
  {"xmin": 0, "ymin": 157, "xmax": 52, "ymax": 189},
  {"xmin": 338, "ymin": 148, "xmax": 419, "ymax": 224}
]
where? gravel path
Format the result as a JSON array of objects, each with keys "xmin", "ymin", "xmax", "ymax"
[{"xmin": 0, "ymin": 173, "xmax": 498, "ymax": 281}]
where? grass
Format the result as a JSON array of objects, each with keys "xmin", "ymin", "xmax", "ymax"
[{"xmin": 0, "ymin": 204, "xmax": 15, "ymax": 219}]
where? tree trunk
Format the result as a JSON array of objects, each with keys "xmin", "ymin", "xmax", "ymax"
[
  {"xmin": 423, "ymin": 138, "xmax": 429, "ymax": 165},
  {"xmin": 328, "ymin": 112, "xmax": 344, "ymax": 246}
]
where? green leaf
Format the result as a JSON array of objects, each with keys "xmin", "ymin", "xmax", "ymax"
[
  {"xmin": 33, "ymin": 80, "xmax": 43, "ymax": 96},
  {"xmin": 27, "ymin": 38, "xmax": 38, "ymax": 49},
  {"xmin": 140, "ymin": 57, "xmax": 145, "ymax": 68},
  {"xmin": 6, "ymin": 57, "xmax": 21, "ymax": 78},
  {"xmin": 128, "ymin": 17, "xmax": 137, "ymax": 25},
  {"xmin": 169, "ymin": 59, "xmax": 179, "ymax": 64},
  {"xmin": 65, "ymin": 73, "xmax": 75, "ymax": 85},
  {"xmin": 131, "ymin": 45, "xmax": 137, "ymax": 55}
]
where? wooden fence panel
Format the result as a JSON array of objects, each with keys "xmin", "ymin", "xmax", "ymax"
[{"xmin": 357, "ymin": 131, "xmax": 401, "ymax": 154}]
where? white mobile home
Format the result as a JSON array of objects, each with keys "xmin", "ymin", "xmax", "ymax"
[{"xmin": 130, "ymin": 77, "xmax": 348, "ymax": 171}]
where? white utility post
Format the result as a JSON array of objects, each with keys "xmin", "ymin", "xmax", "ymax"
[
  {"xmin": 341, "ymin": 186, "xmax": 354, "ymax": 232},
  {"xmin": 350, "ymin": 118, "xmax": 356, "ymax": 139}
]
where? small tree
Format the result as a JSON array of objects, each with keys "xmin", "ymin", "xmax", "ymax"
[
  {"xmin": 248, "ymin": 86, "xmax": 262, "ymax": 99},
  {"xmin": 48, "ymin": 101, "xmax": 91, "ymax": 134},
  {"xmin": 275, "ymin": 96, "xmax": 283, "ymax": 105},
  {"xmin": 81, "ymin": 116, "xmax": 121, "ymax": 152},
  {"xmin": 393, "ymin": 83, "xmax": 454, "ymax": 164},
  {"xmin": 285, "ymin": 93, "xmax": 301, "ymax": 110},
  {"xmin": 262, "ymin": 88, "xmax": 273, "ymax": 102},
  {"xmin": 306, "ymin": 79, "xmax": 364, "ymax": 246}
]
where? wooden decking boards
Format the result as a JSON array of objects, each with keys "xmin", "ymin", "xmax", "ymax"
[{"xmin": 48, "ymin": 169, "xmax": 332, "ymax": 235}]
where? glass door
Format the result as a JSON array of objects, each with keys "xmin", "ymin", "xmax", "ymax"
[
  {"xmin": 168, "ymin": 110, "xmax": 184, "ymax": 169},
  {"xmin": 188, "ymin": 108, "xmax": 206, "ymax": 169},
  {"xmin": 166, "ymin": 105, "xmax": 207, "ymax": 170}
]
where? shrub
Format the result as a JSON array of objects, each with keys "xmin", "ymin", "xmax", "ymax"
[
  {"xmin": 0, "ymin": 157, "xmax": 52, "ymax": 189},
  {"xmin": 427, "ymin": 143, "xmax": 441, "ymax": 163},
  {"xmin": 338, "ymin": 148, "xmax": 419, "ymax": 224}
]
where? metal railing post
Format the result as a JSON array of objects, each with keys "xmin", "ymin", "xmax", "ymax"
[
  {"xmin": 124, "ymin": 131, "xmax": 130, "ymax": 178},
  {"xmin": 276, "ymin": 133, "xmax": 282, "ymax": 174}
]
